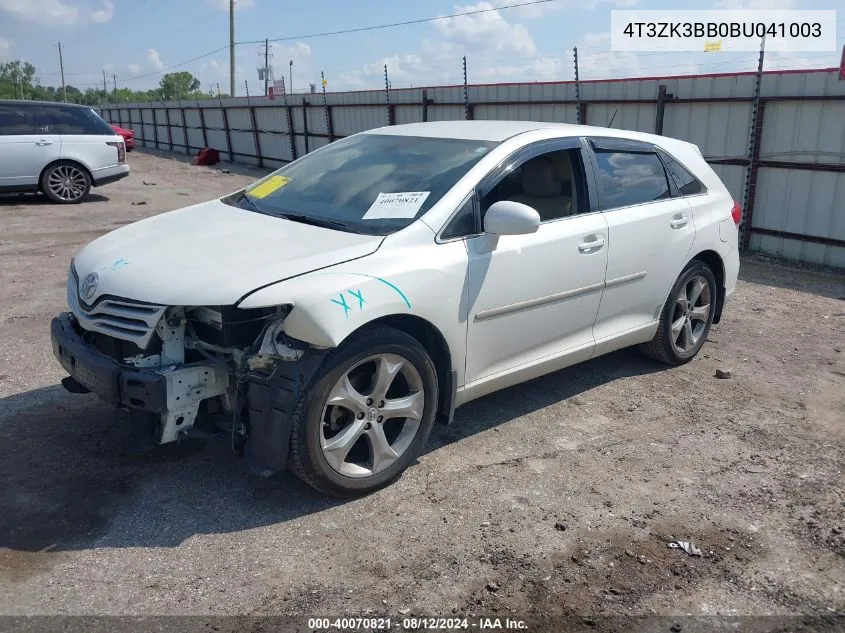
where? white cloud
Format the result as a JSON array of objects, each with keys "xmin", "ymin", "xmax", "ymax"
[
  {"xmin": 434, "ymin": 1, "xmax": 537, "ymax": 56},
  {"xmin": 205, "ymin": 0, "xmax": 253, "ymax": 10},
  {"xmin": 146, "ymin": 48, "xmax": 164, "ymax": 71},
  {"xmin": 0, "ymin": 0, "xmax": 79, "ymax": 25},
  {"xmin": 0, "ymin": 37, "xmax": 11, "ymax": 59},
  {"xmin": 90, "ymin": 0, "xmax": 112, "ymax": 23},
  {"xmin": 127, "ymin": 63, "xmax": 141, "ymax": 74}
]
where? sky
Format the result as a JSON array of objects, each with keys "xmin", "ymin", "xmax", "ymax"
[{"xmin": 0, "ymin": 0, "xmax": 842, "ymax": 97}]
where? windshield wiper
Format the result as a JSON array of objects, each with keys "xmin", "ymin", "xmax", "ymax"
[
  {"xmin": 277, "ymin": 213, "xmax": 356, "ymax": 232},
  {"xmin": 234, "ymin": 191, "xmax": 262, "ymax": 212}
]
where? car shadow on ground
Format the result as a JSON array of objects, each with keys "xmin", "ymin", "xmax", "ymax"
[
  {"xmin": 0, "ymin": 193, "xmax": 110, "ymax": 206},
  {"xmin": 0, "ymin": 348, "xmax": 662, "ymax": 554}
]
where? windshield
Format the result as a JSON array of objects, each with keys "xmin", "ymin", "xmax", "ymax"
[{"xmin": 224, "ymin": 133, "xmax": 497, "ymax": 235}]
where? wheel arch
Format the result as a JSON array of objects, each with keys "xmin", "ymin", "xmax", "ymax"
[
  {"xmin": 342, "ymin": 313, "xmax": 456, "ymax": 424},
  {"xmin": 38, "ymin": 159, "xmax": 93, "ymax": 193},
  {"xmin": 690, "ymin": 249, "xmax": 725, "ymax": 324}
]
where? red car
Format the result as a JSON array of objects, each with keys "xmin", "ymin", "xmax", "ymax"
[{"xmin": 110, "ymin": 124, "xmax": 135, "ymax": 151}]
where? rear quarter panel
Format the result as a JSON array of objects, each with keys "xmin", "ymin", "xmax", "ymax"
[{"xmin": 60, "ymin": 134, "xmax": 122, "ymax": 173}]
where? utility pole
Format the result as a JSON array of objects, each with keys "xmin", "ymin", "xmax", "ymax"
[
  {"xmin": 102, "ymin": 70, "xmax": 108, "ymax": 103},
  {"xmin": 113, "ymin": 73, "xmax": 117, "ymax": 92},
  {"xmin": 229, "ymin": 0, "xmax": 236, "ymax": 97},
  {"xmin": 289, "ymin": 59, "xmax": 294, "ymax": 94},
  {"xmin": 263, "ymin": 38, "xmax": 270, "ymax": 96},
  {"xmin": 57, "ymin": 42, "xmax": 67, "ymax": 102}
]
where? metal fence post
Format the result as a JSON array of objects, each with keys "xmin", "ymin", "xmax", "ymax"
[
  {"xmin": 574, "ymin": 46, "xmax": 582, "ymax": 125},
  {"xmin": 219, "ymin": 93, "xmax": 233, "ymax": 162},
  {"xmin": 245, "ymin": 81, "xmax": 264, "ymax": 168},
  {"xmin": 164, "ymin": 103, "xmax": 174, "ymax": 151},
  {"xmin": 197, "ymin": 99, "xmax": 209, "ymax": 149},
  {"xmin": 151, "ymin": 104, "xmax": 160, "ymax": 149},
  {"xmin": 654, "ymin": 84, "xmax": 673, "ymax": 135},
  {"xmin": 322, "ymin": 71, "xmax": 334, "ymax": 142},
  {"xmin": 177, "ymin": 96, "xmax": 188, "ymax": 155},
  {"xmin": 286, "ymin": 102, "xmax": 297, "ymax": 161},
  {"xmin": 302, "ymin": 97, "xmax": 310, "ymax": 155},
  {"xmin": 384, "ymin": 64, "xmax": 394, "ymax": 126},
  {"xmin": 463, "ymin": 56, "xmax": 473, "ymax": 120},
  {"xmin": 741, "ymin": 36, "xmax": 766, "ymax": 250}
]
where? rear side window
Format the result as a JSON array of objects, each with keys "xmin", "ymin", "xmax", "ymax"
[
  {"xmin": 42, "ymin": 106, "xmax": 115, "ymax": 135},
  {"xmin": 658, "ymin": 149, "xmax": 706, "ymax": 196},
  {"xmin": 593, "ymin": 150, "xmax": 671, "ymax": 210},
  {"xmin": 0, "ymin": 105, "xmax": 36, "ymax": 135}
]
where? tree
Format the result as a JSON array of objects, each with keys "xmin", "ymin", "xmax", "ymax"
[
  {"xmin": 159, "ymin": 71, "xmax": 200, "ymax": 99},
  {"xmin": 0, "ymin": 60, "xmax": 37, "ymax": 99}
]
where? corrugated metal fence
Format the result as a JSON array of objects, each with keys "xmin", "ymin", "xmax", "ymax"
[{"xmin": 101, "ymin": 68, "xmax": 845, "ymax": 268}]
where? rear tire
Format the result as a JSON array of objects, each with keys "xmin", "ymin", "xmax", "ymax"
[
  {"xmin": 640, "ymin": 260, "xmax": 717, "ymax": 366},
  {"xmin": 288, "ymin": 326, "xmax": 439, "ymax": 497},
  {"xmin": 41, "ymin": 161, "xmax": 91, "ymax": 204}
]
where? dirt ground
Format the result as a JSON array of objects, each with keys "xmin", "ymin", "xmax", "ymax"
[{"xmin": 0, "ymin": 151, "xmax": 843, "ymax": 631}]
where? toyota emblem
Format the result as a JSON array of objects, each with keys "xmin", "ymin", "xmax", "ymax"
[{"xmin": 81, "ymin": 272, "xmax": 99, "ymax": 301}]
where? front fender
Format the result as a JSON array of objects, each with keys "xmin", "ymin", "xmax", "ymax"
[{"xmin": 239, "ymin": 271, "xmax": 419, "ymax": 348}]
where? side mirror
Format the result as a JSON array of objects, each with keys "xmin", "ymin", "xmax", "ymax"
[{"xmin": 483, "ymin": 200, "xmax": 541, "ymax": 236}]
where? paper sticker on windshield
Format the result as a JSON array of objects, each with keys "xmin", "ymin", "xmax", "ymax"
[
  {"xmin": 247, "ymin": 175, "xmax": 291, "ymax": 199},
  {"xmin": 362, "ymin": 192, "xmax": 431, "ymax": 220}
]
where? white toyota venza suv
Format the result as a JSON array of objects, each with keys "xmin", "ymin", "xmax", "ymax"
[{"xmin": 51, "ymin": 121, "xmax": 740, "ymax": 496}]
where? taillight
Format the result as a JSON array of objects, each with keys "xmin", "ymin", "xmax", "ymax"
[
  {"xmin": 731, "ymin": 199, "xmax": 742, "ymax": 225},
  {"xmin": 107, "ymin": 141, "xmax": 126, "ymax": 163}
]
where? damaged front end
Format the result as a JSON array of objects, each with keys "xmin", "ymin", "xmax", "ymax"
[{"xmin": 51, "ymin": 294, "xmax": 328, "ymax": 476}]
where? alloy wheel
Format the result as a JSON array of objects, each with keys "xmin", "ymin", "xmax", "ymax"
[
  {"xmin": 670, "ymin": 274, "xmax": 712, "ymax": 355},
  {"xmin": 47, "ymin": 165, "xmax": 87, "ymax": 202},
  {"xmin": 320, "ymin": 353, "xmax": 424, "ymax": 478}
]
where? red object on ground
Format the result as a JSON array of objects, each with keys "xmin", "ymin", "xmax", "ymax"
[
  {"xmin": 110, "ymin": 124, "xmax": 135, "ymax": 151},
  {"xmin": 194, "ymin": 148, "xmax": 220, "ymax": 166}
]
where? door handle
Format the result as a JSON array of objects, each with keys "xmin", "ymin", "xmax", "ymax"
[
  {"xmin": 35, "ymin": 140, "xmax": 53, "ymax": 146},
  {"xmin": 670, "ymin": 215, "xmax": 688, "ymax": 229},
  {"xmin": 578, "ymin": 236, "xmax": 606, "ymax": 253}
]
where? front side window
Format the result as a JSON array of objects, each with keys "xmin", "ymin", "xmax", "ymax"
[
  {"xmin": 225, "ymin": 133, "xmax": 497, "ymax": 235},
  {"xmin": 42, "ymin": 106, "xmax": 115, "ymax": 135},
  {"xmin": 0, "ymin": 105, "xmax": 36, "ymax": 135},
  {"xmin": 480, "ymin": 148, "xmax": 587, "ymax": 222},
  {"xmin": 593, "ymin": 150, "xmax": 671, "ymax": 210}
]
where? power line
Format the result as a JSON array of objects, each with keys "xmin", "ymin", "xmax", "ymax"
[{"xmin": 238, "ymin": 0, "xmax": 564, "ymax": 44}]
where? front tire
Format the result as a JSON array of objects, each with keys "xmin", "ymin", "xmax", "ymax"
[
  {"xmin": 41, "ymin": 161, "xmax": 91, "ymax": 204},
  {"xmin": 288, "ymin": 326, "xmax": 439, "ymax": 497},
  {"xmin": 640, "ymin": 260, "xmax": 717, "ymax": 365}
]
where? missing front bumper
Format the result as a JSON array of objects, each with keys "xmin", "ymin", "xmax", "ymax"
[{"xmin": 51, "ymin": 312, "xmax": 230, "ymax": 443}]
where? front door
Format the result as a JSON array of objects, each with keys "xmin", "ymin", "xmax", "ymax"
[{"xmin": 464, "ymin": 140, "xmax": 608, "ymax": 387}]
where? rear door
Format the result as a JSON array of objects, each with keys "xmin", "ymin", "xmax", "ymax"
[
  {"xmin": 42, "ymin": 105, "xmax": 121, "ymax": 174},
  {"xmin": 587, "ymin": 137, "xmax": 696, "ymax": 346},
  {"xmin": 0, "ymin": 104, "xmax": 61, "ymax": 188}
]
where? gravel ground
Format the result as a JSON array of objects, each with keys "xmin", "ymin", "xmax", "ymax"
[{"xmin": 0, "ymin": 151, "xmax": 843, "ymax": 630}]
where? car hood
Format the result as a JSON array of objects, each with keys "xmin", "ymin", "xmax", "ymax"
[{"xmin": 73, "ymin": 198, "xmax": 384, "ymax": 306}]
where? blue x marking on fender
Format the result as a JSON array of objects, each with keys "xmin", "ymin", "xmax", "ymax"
[
  {"xmin": 330, "ymin": 293, "xmax": 351, "ymax": 317},
  {"xmin": 349, "ymin": 289, "xmax": 365, "ymax": 309}
]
